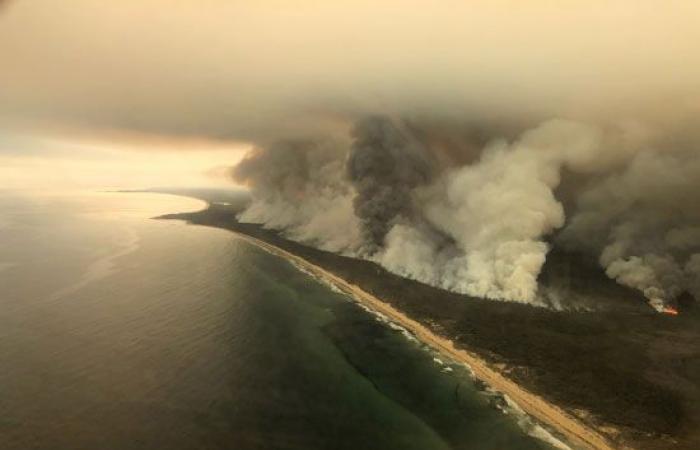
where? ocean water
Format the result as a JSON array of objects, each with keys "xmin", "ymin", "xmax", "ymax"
[{"xmin": 0, "ymin": 191, "xmax": 561, "ymax": 450}]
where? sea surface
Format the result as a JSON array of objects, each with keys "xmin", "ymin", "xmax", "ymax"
[{"xmin": 0, "ymin": 191, "xmax": 563, "ymax": 450}]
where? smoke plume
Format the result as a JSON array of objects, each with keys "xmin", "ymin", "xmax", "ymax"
[
  {"xmin": 560, "ymin": 148, "xmax": 700, "ymax": 309},
  {"xmin": 232, "ymin": 139, "xmax": 361, "ymax": 253},
  {"xmin": 3, "ymin": 1, "xmax": 698, "ymax": 310},
  {"xmin": 347, "ymin": 116, "xmax": 434, "ymax": 254},
  {"xmin": 378, "ymin": 120, "xmax": 604, "ymax": 302},
  {"xmin": 232, "ymin": 115, "xmax": 700, "ymax": 310}
]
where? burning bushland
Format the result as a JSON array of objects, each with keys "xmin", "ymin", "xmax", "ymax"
[{"xmin": 232, "ymin": 116, "xmax": 700, "ymax": 313}]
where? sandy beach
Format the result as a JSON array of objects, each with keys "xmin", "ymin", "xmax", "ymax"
[{"xmin": 233, "ymin": 231, "xmax": 618, "ymax": 450}]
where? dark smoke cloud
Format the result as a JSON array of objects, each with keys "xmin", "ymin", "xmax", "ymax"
[
  {"xmin": 3, "ymin": 2, "xmax": 699, "ymax": 146},
  {"xmin": 233, "ymin": 116, "xmax": 700, "ymax": 311},
  {"xmin": 346, "ymin": 116, "xmax": 434, "ymax": 253},
  {"xmin": 233, "ymin": 140, "xmax": 320, "ymax": 197},
  {"xmin": 2, "ymin": 1, "xmax": 700, "ymax": 311}
]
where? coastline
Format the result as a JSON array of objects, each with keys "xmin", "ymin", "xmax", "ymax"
[
  {"xmin": 231, "ymin": 231, "xmax": 615, "ymax": 450},
  {"xmin": 156, "ymin": 195, "xmax": 700, "ymax": 450}
]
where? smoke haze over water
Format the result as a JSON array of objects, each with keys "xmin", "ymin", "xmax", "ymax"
[{"xmin": 2, "ymin": 1, "xmax": 700, "ymax": 308}]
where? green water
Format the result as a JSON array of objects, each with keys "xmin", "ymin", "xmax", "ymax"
[{"xmin": 0, "ymin": 192, "xmax": 561, "ymax": 449}]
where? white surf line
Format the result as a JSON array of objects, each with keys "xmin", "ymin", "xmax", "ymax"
[
  {"xmin": 346, "ymin": 284, "xmax": 571, "ymax": 450},
  {"xmin": 233, "ymin": 231, "xmax": 620, "ymax": 450}
]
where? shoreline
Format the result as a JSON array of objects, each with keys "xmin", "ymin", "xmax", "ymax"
[
  {"xmin": 231, "ymin": 230, "xmax": 616, "ymax": 450},
  {"xmin": 153, "ymin": 193, "xmax": 700, "ymax": 450}
]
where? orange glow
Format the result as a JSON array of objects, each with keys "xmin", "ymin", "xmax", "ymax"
[
  {"xmin": 0, "ymin": 131, "xmax": 250, "ymax": 191},
  {"xmin": 662, "ymin": 307, "xmax": 679, "ymax": 316}
]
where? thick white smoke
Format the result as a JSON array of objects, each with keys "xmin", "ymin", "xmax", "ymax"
[
  {"xmin": 378, "ymin": 120, "xmax": 604, "ymax": 303},
  {"xmin": 1, "ymin": 1, "xmax": 698, "ymax": 310},
  {"xmin": 233, "ymin": 139, "xmax": 362, "ymax": 254},
  {"xmin": 232, "ymin": 117, "xmax": 700, "ymax": 310},
  {"xmin": 561, "ymin": 148, "xmax": 700, "ymax": 309}
]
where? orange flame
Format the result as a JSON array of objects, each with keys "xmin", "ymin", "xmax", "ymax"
[{"xmin": 662, "ymin": 306, "xmax": 679, "ymax": 316}]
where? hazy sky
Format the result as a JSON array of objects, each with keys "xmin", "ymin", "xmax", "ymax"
[
  {"xmin": 1, "ymin": 1, "xmax": 699, "ymax": 189},
  {"xmin": 0, "ymin": 130, "xmax": 247, "ymax": 190}
]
